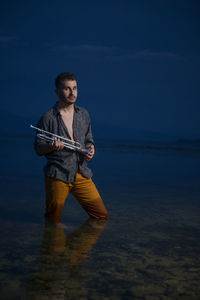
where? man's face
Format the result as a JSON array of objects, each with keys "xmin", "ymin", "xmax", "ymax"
[{"xmin": 56, "ymin": 80, "xmax": 78, "ymax": 105}]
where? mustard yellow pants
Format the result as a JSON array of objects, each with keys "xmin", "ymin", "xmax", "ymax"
[{"xmin": 45, "ymin": 172, "xmax": 108, "ymax": 223}]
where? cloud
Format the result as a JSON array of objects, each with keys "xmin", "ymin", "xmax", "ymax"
[
  {"xmin": 0, "ymin": 36, "xmax": 18, "ymax": 43},
  {"xmin": 105, "ymin": 49, "xmax": 181, "ymax": 61},
  {"xmin": 133, "ymin": 49, "xmax": 180, "ymax": 59},
  {"xmin": 0, "ymin": 36, "xmax": 29, "ymax": 48},
  {"xmin": 51, "ymin": 44, "xmax": 116, "ymax": 54},
  {"xmin": 49, "ymin": 43, "xmax": 181, "ymax": 61}
]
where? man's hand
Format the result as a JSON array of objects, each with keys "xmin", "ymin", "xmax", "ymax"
[
  {"xmin": 51, "ymin": 140, "xmax": 65, "ymax": 151},
  {"xmin": 85, "ymin": 145, "xmax": 95, "ymax": 161},
  {"xmin": 36, "ymin": 140, "xmax": 64, "ymax": 155}
]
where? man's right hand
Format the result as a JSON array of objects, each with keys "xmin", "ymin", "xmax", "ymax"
[{"xmin": 51, "ymin": 140, "xmax": 65, "ymax": 151}]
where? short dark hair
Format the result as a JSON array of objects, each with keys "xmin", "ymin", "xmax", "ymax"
[{"xmin": 55, "ymin": 72, "xmax": 77, "ymax": 89}]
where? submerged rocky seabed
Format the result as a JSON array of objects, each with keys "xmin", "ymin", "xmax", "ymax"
[{"xmin": 0, "ymin": 191, "xmax": 199, "ymax": 300}]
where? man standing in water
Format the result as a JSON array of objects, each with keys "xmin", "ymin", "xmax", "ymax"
[{"xmin": 34, "ymin": 72, "xmax": 108, "ymax": 223}]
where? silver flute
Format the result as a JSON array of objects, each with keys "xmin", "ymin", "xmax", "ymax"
[{"xmin": 30, "ymin": 125, "xmax": 91, "ymax": 155}]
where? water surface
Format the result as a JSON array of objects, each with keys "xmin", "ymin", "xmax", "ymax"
[{"xmin": 0, "ymin": 135, "xmax": 200, "ymax": 299}]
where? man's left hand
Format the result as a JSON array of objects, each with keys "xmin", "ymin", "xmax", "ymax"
[{"xmin": 85, "ymin": 145, "xmax": 95, "ymax": 161}]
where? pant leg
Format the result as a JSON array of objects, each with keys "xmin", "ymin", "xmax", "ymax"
[
  {"xmin": 71, "ymin": 173, "xmax": 108, "ymax": 219},
  {"xmin": 44, "ymin": 177, "xmax": 71, "ymax": 223}
]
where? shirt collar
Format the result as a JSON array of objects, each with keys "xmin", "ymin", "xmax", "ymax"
[{"xmin": 53, "ymin": 102, "xmax": 80, "ymax": 115}]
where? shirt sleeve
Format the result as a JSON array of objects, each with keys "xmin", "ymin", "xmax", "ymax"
[
  {"xmin": 34, "ymin": 114, "xmax": 51, "ymax": 155},
  {"xmin": 84, "ymin": 110, "xmax": 95, "ymax": 147}
]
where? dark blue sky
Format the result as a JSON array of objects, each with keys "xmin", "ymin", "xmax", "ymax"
[{"xmin": 1, "ymin": 0, "xmax": 200, "ymax": 138}]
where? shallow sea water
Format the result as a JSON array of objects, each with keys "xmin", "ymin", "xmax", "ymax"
[{"xmin": 0, "ymin": 135, "xmax": 200, "ymax": 299}]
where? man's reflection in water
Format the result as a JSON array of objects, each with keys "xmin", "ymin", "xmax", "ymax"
[{"xmin": 25, "ymin": 219, "xmax": 107, "ymax": 299}]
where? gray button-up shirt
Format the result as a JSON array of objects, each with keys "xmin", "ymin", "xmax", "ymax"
[{"xmin": 34, "ymin": 103, "xmax": 94, "ymax": 182}]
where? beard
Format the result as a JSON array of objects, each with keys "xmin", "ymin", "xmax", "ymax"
[{"xmin": 58, "ymin": 95, "xmax": 77, "ymax": 108}]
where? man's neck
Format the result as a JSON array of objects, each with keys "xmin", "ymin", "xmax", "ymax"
[{"xmin": 58, "ymin": 101, "xmax": 74, "ymax": 113}]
